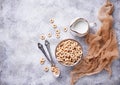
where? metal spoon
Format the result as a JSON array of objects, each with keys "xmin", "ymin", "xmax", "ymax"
[
  {"xmin": 45, "ymin": 40, "xmax": 61, "ymax": 77},
  {"xmin": 38, "ymin": 42, "xmax": 60, "ymax": 77},
  {"xmin": 38, "ymin": 43, "xmax": 51, "ymax": 63}
]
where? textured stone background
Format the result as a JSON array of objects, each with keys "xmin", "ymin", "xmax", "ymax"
[{"xmin": 0, "ymin": 0, "xmax": 120, "ymax": 85}]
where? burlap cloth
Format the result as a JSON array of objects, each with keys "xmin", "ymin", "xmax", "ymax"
[{"xmin": 70, "ymin": 0, "xmax": 119, "ymax": 85}]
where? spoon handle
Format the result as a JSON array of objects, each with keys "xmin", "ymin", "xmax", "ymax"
[
  {"xmin": 38, "ymin": 43, "xmax": 51, "ymax": 63},
  {"xmin": 45, "ymin": 40, "xmax": 55, "ymax": 66}
]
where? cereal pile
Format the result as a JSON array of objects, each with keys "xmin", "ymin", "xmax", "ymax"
[
  {"xmin": 40, "ymin": 18, "xmax": 68, "ymax": 40},
  {"xmin": 39, "ymin": 18, "xmax": 69, "ymax": 75},
  {"xmin": 51, "ymin": 66, "xmax": 60, "ymax": 75},
  {"xmin": 56, "ymin": 39, "xmax": 82, "ymax": 66},
  {"xmin": 40, "ymin": 57, "xmax": 49, "ymax": 72},
  {"xmin": 39, "ymin": 57, "xmax": 60, "ymax": 76}
]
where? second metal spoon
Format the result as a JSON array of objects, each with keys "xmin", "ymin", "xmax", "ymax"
[{"xmin": 45, "ymin": 40, "xmax": 61, "ymax": 77}]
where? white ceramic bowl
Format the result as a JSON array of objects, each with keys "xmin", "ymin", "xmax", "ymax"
[{"xmin": 55, "ymin": 39, "xmax": 83, "ymax": 67}]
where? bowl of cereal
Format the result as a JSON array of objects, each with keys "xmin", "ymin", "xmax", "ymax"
[{"xmin": 55, "ymin": 39, "xmax": 83, "ymax": 66}]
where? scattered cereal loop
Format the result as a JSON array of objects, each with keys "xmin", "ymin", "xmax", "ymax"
[
  {"xmin": 64, "ymin": 27, "xmax": 68, "ymax": 32},
  {"xmin": 44, "ymin": 66, "xmax": 49, "ymax": 72},
  {"xmin": 52, "ymin": 24, "xmax": 57, "ymax": 29},
  {"xmin": 50, "ymin": 19, "xmax": 54, "ymax": 24},
  {"xmin": 48, "ymin": 33, "xmax": 52, "ymax": 38},
  {"xmin": 40, "ymin": 58, "xmax": 45, "ymax": 65},
  {"xmin": 40, "ymin": 34, "xmax": 45, "ymax": 40}
]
